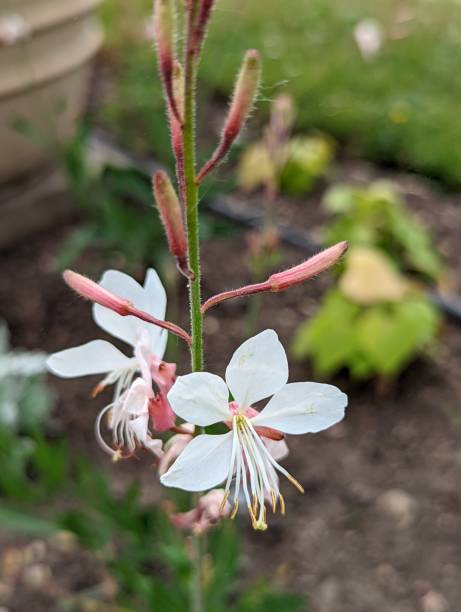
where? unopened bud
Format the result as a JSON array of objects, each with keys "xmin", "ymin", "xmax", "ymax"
[
  {"xmin": 63, "ymin": 270, "xmax": 132, "ymax": 315},
  {"xmin": 170, "ymin": 489, "xmax": 231, "ymax": 533},
  {"xmin": 269, "ymin": 241, "xmax": 348, "ymax": 291},
  {"xmin": 196, "ymin": 49, "xmax": 261, "ymax": 183},
  {"xmin": 201, "ymin": 241, "xmax": 348, "ymax": 312},
  {"xmin": 193, "ymin": 0, "xmax": 216, "ymax": 57},
  {"xmin": 153, "ymin": 171, "xmax": 191, "ymax": 278},
  {"xmin": 153, "ymin": 0, "xmax": 181, "ymax": 123},
  {"xmin": 172, "ymin": 60, "xmax": 184, "ymax": 122}
]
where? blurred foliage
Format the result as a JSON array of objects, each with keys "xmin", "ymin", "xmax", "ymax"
[
  {"xmin": 0, "ymin": 323, "xmax": 52, "ymax": 430},
  {"xmin": 238, "ymin": 135, "xmax": 333, "ymax": 196},
  {"xmin": 293, "ymin": 288, "xmax": 439, "ymax": 379},
  {"xmin": 0, "ymin": 322, "xmax": 56, "ymax": 499},
  {"xmin": 292, "ymin": 182, "xmax": 442, "ymax": 380},
  {"xmin": 100, "ymin": 0, "xmax": 461, "ymax": 186},
  {"xmin": 55, "ymin": 127, "xmax": 234, "ymax": 270},
  {"xmin": 323, "ymin": 181, "xmax": 442, "ymax": 281}
]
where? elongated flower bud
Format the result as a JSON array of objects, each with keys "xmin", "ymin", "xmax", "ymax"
[
  {"xmin": 196, "ymin": 49, "xmax": 261, "ymax": 183},
  {"xmin": 172, "ymin": 60, "xmax": 184, "ymax": 121},
  {"xmin": 153, "ymin": 0, "xmax": 181, "ymax": 123},
  {"xmin": 63, "ymin": 269, "xmax": 192, "ymax": 345},
  {"xmin": 193, "ymin": 0, "xmax": 216, "ymax": 57},
  {"xmin": 201, "ymin": 241, "xmax": 348, "ymax": 312},
  {"xmin": 168, "ymin": 60, "xmax": 186, "ymax": 205},
  {"xmin": 269, "ymin": 241, "xmax": 348, "ymax": 291},
  {"xmin": 153, "ymin": 171, "xmax": 191, "ymax": 278},
  {"xmin": 63, "ymin": 270, "xmax": 132, "ymax": 315}
]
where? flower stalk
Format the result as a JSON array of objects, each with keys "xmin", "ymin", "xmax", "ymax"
[
  {"xmin": 63, "ymin": 270, "xmax": 191, "ymax": 345},
  {"xmin": 201, "ymin": 241, "xmax": 348, "ymax": 312}
]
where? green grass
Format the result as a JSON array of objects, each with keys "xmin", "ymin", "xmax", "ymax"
[{"xmin": 99, "ymin": 0, "xmax": 461, "ymax": 186}]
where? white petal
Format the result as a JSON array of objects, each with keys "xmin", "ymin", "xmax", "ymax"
[
  {"xmin": 123, "ymin": 378, "xmax": 150, "ymax": 415},
  {"xmin": 93, "ymin": 269, "xmax": 168, "ymax": 356},
  {"xmin": 168, "ymin": 373, "xmax": 230, "ymax": 426},
  {"xmin": 93, "ymin": 270, "xmax": 147, "ymax": 347},
  {"xmin": 143, "ymin": 268, "xmax": 167, "ymax": 322},
  {"xmin": 128, "ymin": 413, "xmax": 149, "ymax": 441},
  {"xmin": 225, "ymin": 330, "xmax": 288, "ymax": 408},
  {"xmin": 160, "ymin": 432, "xmax": 233, "ymax": 491},
  {"xmin": 142, "ymin": 269, "xmax": 168, "ymax": 356},
  {"xmin": 251, "ymin": 382, "xmax": 347, "ymax": 434},
  {"xmin": 46, "ymin": 340, "xmax": 131, "ymax": 378}
]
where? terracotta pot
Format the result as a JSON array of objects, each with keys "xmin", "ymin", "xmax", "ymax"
[{"xmin": 0, "ymin": 0, "xmax": 103, "ymax": 182}]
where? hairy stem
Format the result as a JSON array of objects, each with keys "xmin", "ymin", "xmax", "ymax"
[
  {"xmin": 183, "ymin": 3, "xmax": 204, "ymax": 611},
  {"xmin": 184, "ymin": 1, "xmax": 203, "ymax": 374}
]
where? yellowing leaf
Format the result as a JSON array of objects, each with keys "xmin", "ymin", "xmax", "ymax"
[
  {"xmin": 237, "ymin": 143, "xmax": 277, "ymax": 192},
  {"xmin": 340, "ymin": 246, "xmax": 409, "ymax": 305}
]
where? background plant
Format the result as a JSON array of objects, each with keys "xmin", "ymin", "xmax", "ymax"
[
  {"xmin": 99, "ymin": 0, "xmax": 461, "ymax": 186},
  {"xmin": 292, "ymin": 181, "xmax": 442, "ymax": 380}
]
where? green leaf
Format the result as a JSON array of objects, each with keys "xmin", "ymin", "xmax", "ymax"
[
  {"xmin": 0, "ymin": 505, "xmax": 57, "ymax": 537},
  {"xmin": 292, "ymin": 290, "xmax": 359, "ymax": 376},
  {"xmin": 234, "ymin": 582, "xmax": 306, "ymax": 612},
  {"xmin": 357, "ymin": 298, "xmax": 439, "ymax": 376}
]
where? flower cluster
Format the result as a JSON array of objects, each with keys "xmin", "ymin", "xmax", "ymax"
[
  {"xmin": 47, "ymin": 268, "xmax": 347, "ymax": 530},
  {"xmin": 46, "ymin": 0, "xmax": 349, "ymax": 536}
]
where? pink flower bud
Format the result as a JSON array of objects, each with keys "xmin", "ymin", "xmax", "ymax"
[
  {"xmin": 152, "ymin": 171, "xmax": 191, "ymax": 278},
  {"xmin": 193, "ymin": 0, "xmax": 216, "ymax": 57},
  {"xmin": 149, "ymin": 392, "xmax": 176, "ymax": 432},
  {"xmin": 268, "ymin": 241, "xmax": 348, "ymax": 291},
  {"xmin": 170, "ymin": 489, "xmax": 231, "ymax": 533},
  {"xmin": 172, "ymin": 59, "xmax": 184, "ymax": 122},
  {"xmin": 153, "ymin": 0, "xmax": 181, "ymax": 123},
  {"xmin": 196, "ymin": 49, "xmax": 261, "ymax": 183},
  {"xmin": 63, "ymin": 270, "xmax": 132, "ymax": 315},
  {"xmin": 201, "ymin": 241, "xmax": 348, "ymax": 312},
  {"xmin": 63, "ymin": 270, "xmax": 192, "ymax": 345},
  {"xmin": 158, "ymin": 425, "xmax": 194, "ymax": 476}
]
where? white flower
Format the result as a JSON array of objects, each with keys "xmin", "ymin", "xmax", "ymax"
[
  {"xmin": 161, "ymin": 330, "xmax": 347, "ymax": 530},
  {"xmin": 47, "ymin": 269, "xmax": 170, "ymax": 456},
  {"xmin": 353, "ymin": 18, "xmax": 383, "ymax": 61}
]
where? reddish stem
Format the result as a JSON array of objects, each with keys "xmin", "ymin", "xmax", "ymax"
[{"xmin": 201, "ymin": 280, "xmax": 271, "ymax": 313}]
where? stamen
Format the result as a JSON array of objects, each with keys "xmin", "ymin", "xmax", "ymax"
[
  {"xmin": 270, "ymin": 490, "xmax": 277, "ymax": 513},
  {"xmin": 219, "ymin": 490, "xmax": 230, "ymax": 513},
  {"xmin": 230, "ymin": 499, "xmax": 239, "ymax": 520},
  {"xmin": 247, "ymin": 419, "xmax": 305, "ymax": 494},
  {"xmin": 94, "ymin": 404, "xmax": 119, "ymax": 458},
  {"xmin": 279, "ymin": 494, "xmax": 286, "ymax": 515},
  {"xmin": 286, "ymin": 473, "xmax": 305, "ymax": 494}
]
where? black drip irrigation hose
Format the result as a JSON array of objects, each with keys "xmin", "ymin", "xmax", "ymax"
[{"xmin": 89, "ymin": 131, "xmax": 461, "ymax": 325}]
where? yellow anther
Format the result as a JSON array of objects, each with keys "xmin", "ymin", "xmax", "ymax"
[
  {"xmin": 286, "ymin": 472, "xmax": 304, "ymax": 494},
  {"xmin": 270, "ymin": 490, "xmax": 277, "ymax": 513},
  {"xmin": 248, "ymin": 504, "xmax": 258, "ymax": 528},
  {"xmin": 279, "ymin": 493, "xmax": 286, "ymax": 515},
  {"xmin": 252, "ymin": 494, "xmax": 259, "ymax": 515},
  {"xmin": 230, "ymin": 499, "xmax": 239, "ymax": 520}
]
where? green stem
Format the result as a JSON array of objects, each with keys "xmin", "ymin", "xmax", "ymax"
[
  {"xmin": 184, "ymin": 2, "xmax": 203, "ymax": 374},
  {"xmin": 183, "ymin": 3, "xmax": 204, "ymax": 611}
]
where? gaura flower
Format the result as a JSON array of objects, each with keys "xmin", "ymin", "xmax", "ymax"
[
  {"xmin": 47, "ymin": 269, "xmax": 176, "ymax": 457},
  {"xmin": 161, "ymin": 330, "xmax": 347, "ymax": 530}
]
